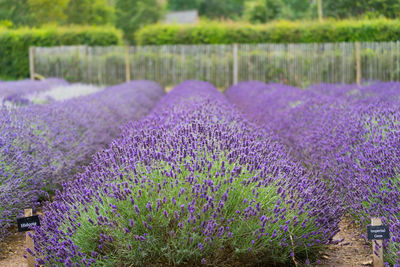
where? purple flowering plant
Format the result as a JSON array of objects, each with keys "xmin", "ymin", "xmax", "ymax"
[
  {"xmin": 226, "ymin": 81, "xmax": 400, "ymax": 266},
  {"xmin": 0, "ymin": 81, "xmax": 164, "ymax": 247},
  {"xmin": 31, "ymin": 81, "xmax": 342, "ymax": 266}
]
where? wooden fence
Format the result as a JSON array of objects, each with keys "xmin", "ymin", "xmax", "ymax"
[{"xmin": 31, "ymin": 41, "xmax": 400, "ymax": 88}]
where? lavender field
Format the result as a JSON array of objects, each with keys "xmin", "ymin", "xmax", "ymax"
[
  {"xmin": 0, "ymin": 79, "xmax": 399, "ymax": 266},
  {"xmin": 0, "ymin": 80, "xmax": 165, "ymax": 247}
]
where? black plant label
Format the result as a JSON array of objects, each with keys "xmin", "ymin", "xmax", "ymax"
[
  {"xmin": 17, "ymin": 215, "xmax": 40, "ymax": 232},
  {"xmin": 367, "ymin": 225, "xmax": 390, "ymax": 240}
]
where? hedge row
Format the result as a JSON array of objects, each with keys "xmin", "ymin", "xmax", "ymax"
[
  {"xmin": 0, "ymin": 26, "xmax": 122, "ymax": 79},
  {"xmin": 136, "ymin": 19, "xmax": 400, "ymax": 45}
]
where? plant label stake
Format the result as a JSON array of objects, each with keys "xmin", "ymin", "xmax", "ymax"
[
  {"xmin": 17, "ymin": 209, "xmax": 40, "ymax": 267},
  {"xmin": 367, "ymin": 218, "xmax": 389, "ymax": 267}
]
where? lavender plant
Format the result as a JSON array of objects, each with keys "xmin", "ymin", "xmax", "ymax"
[
  {"xmin": 0, "ymin": 79, "xmax": 68, "ymax": 106},
  {"xmin": 0, "ymin": 81, "xmax": 164, "ymax": 247},
  {"xmin": 31, "ymin": 81, "xmax": 342, "ymax": 266},
  {"xmin": 226, "ymin": 81, "xmax": 400, "ymax": 265},
  {"xmin": 27, "ymin": 84, "xmax": 104, "ymax": 104}
]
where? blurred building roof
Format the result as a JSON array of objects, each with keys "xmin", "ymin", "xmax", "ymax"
[{"xmin": 164, "ymin": 10, "xmax": 199, "ymax": 24}]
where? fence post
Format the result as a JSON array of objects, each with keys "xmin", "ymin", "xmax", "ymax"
[
  {"xmin": 24, "ymin": 209, "xmax": 35, "ymax": 267},
  {"xmin": 85, "ymin": 45, "xmax": 89, "ymax": 84},
  {"xmin": 233, "ymin": 43, "xmax": 238, "ymax": 85},
  {"xmin": 181, "ymin": 46, "xmax": 185, "ymax": 83},
  {"xmin": 29, "ymin": 47, "xmax": 35, "ymax": 80},
  {"xmin": 371, "ymin": 218, "xmax": 384, "ymax": 267},
  {"xmin": 355, "ymin": 42, "xmax": 362, "ymax": 85},
  {"xmin": 125, "ymin": 46, "xmax": 131, "ymax": 82}
]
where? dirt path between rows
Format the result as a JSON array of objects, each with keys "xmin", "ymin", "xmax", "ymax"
[
  {"xmin": 320, "ymin": 216, "xmax": 373, "ymax": 267},
  {"xmin": 0, "ymin": 228, "xmax": 26, "ymax": 267}
]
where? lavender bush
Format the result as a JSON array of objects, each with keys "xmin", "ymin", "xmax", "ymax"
[
  {"xmin": 0, "ymin": 81, "xmax": 164, "ymax": 247},
  {"xmin": 31, "ymin": 81, "xmax": 342, "ymax": 266},
  {"xmin": 27, "ymin": 84, "xmax": 103, "ymax": 104},
  {"xmin": 0, "ymin": 78, "xmax": 68, "ymax": 106},
  {"xmin": 226, "ymin": 81, "xmax": 400, "ymax": 265}
]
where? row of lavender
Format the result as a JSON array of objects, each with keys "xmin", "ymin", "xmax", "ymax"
[
  {"xmin": 0, "ymin": 81, "xmax": 165, "ymax": 246},
  {"xmin": 0, "ymin": 79, "xmax": 105, "ymax": 105},
  {"xmin": 226, "ymin": 82, "xmax": 400, "ymax": 265},
  {"xmin": 31, "ymin": 81, "xmax": 343, "ymax": 266},
  {"xmin": 0, "ymin": 79, "xmax": 68, "ymax": 105}
]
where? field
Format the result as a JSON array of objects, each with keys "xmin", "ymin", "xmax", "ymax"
[{"xmin": 0, "ymin": 78, "xmax": 399, "ymax": 266}]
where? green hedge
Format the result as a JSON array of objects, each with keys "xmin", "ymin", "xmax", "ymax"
[
  {"xmin": 136, "ymin": 19, "xmax": 400, "ymax": 45},
  {"xmin": 0, "ymin": 26, "xmax": 122, "ymax": 79}
]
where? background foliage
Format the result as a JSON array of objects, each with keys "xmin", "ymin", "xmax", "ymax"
[
  {"xmin": 0, "ymin": 26, "xmax": 122, "ymax": 79},
  {"xmin": 115, "ymin": 0, "xmax": 163, "ymax": 44},
  {"xmin": 2, "ymin": 0, "xmax": 400, "ymax": 43},
  {"xmin": 66, "ymin": 0, "xmax": 115, "ymax": 26},
  {"xmin": 2, "ymin": 0, "xmax": 400, "ymax": 79},
  {"xmin": 136, "ymin": 19, "xmax": 400, "ymax": 45}
]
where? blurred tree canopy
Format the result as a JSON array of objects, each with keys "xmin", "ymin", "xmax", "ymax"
[
  {"xmin": 66, "ymin": 0, "xmax": 115, "ymax": 25},
  {"xmin": 245, "ymin": 0, "xmax": 284, "ymax": 23},
  {"xmin": 198, "ymin": 0, "xmax": 245, "ymax": 19},
  {"xmin": 323, "ymin": 0, "xmax": 400, "ymax": 19},
  {"xmin": 168, "ymin": 0, "xmax": 198, "ymax": 11},
  {"xmin": 115, "ymin": 0, "xmax": 163, "ymax": 43},
  {"xmin": 0, "ymin": 0, "xmax": 33, "ymax": 25},
  {"xmin": 281, "ymin": 0, "xmax": 313, "ymax": 20},
  {"xmin": 28, "ymin": 0, "xmax": 69, "ymax": 25},
  {"xmin": 0, "ymin": 0, "xmax": 114, "ymax": 26}
]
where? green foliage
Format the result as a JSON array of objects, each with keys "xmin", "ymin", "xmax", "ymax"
[
  {"xmin": 281, "ymin": 0, "xmax": 313, "ymax": 20},
  {"xmin": 137, "ymin": 18, "xmax": 400, "ymax": 45},
  {"xmin": 245, "ymin": 0, "xmax": 312, "ymax": 23},
  {"xmin": 0, "ymin": 0, "xmax": 33, "ymax": 26},
  {"xmin": 0, "ymin": 26, "xmax": 122, "ymax": 79},
  {"xmin": 0, "ymin": 19, "xmax": 12, "ymax": 28},
  {"xmin": 168, "ymin": 0, "xmax": 199, "ymax": 11},
  {"xmin": 27, "ymin": 0, "xmax": 69, "ymax": 25},
  {"xmin": 66, "ymin": 0, "xmax": 115, "ymax": 25},
  {"xmin": 115, "ymin": 0, "xmax": 163, "ymax": 44},
  {"xmin": 264, "ymin": 0, "xmax": 284, "ymax": 21},
  {"xmin": 58, "ymin": 158, "xmax": 322, "ymax": 266},
  {"xmin": 198, "ymin": 0, "xmax": 245, "ymax": 19},
  {"xmin": 244, "ymin": 0, "xmax": 270, "ymax": 24},
  {"xmin": 323, "ymin": 0, "xmax": 400, "ymax": 19}
]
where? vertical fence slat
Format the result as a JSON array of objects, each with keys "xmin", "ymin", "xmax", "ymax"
[
  {"xmin": 29, "ymin": 47, "xmax": 35, "ymax": 80},
  {"xmin": 355, "ymin": 42, "xmax": 362, "ymax": 85},
  {"xmin": 233, "ymin": 43, "xmax": 238, "ymax": 85},
  {"xmin": 125, "ymin": 46, "xmax": 131, "ymax": 82}
]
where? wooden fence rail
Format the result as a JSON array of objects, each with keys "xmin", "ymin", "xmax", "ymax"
[{"xmin": 31, "ymin": 41, "xmax": 400, "ymax": 88}]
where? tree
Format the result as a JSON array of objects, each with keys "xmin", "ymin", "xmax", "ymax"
[
  {"xmin": 66, "ymin": 0, "xmax": 115, "ymax": 25},
  {"xmin": 244, "ymin": 0, "xmax": 269, "ymax": 23},
  {"xmin": 168, "ymin": 0, "xmax": 198, "ymax": 11},
  {"xmin": 264, "ymin": 0, "xmax": 284, "ymax": 21},
  {"xmin": 28, "ymin": 0, "xmax": 69, "ymax": 25},
  {"xmin": 281, "ymin": 0, "xmax": 312, "ymax": 19},
  {"xmin": 323, "ymin": 0, "xmax": 400, "ymax": 19},
  {"xmin": 0, "ymin": 0, "xmax": 33, "ymax": 26},
  {"xmin": 244, "ymin": 0, "xmax": 284, "ymax": 23},
  {"xmin": 115, "ymin": 0, "xmax": 163, "ymax": 43},
  {"xmin": 198, "ymin": 0, "xmax": 245, "ymax": 19}
]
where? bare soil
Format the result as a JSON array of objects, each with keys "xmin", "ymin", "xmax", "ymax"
[
  {"xmin": 320, "ymin": 216, "xmax": 373, "ymax": 267},
  {"xmin": 0, "ymin": 228, "xmax": 27, "ymax": 267}
]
